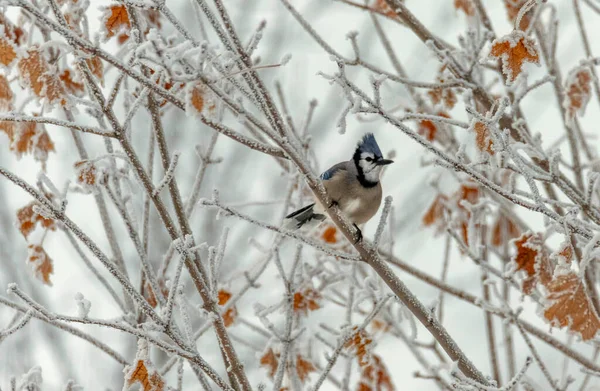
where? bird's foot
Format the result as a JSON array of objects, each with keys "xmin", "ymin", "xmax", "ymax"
[
  {"xmin": 353, "ymin": 223, "xmax": 363, "ymax": 243},
  {"xmin": 328, "ymin": 200, "xmax": 339, "ymax": 209}
]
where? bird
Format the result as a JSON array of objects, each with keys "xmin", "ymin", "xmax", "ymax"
[{"xmin": 283, "ymin": 133, "xmax": 393, "ymax": 242}]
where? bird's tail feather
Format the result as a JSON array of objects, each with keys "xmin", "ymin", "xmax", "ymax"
[{"xmin": 283, "ymin": 203, "xmax": 326, "ymax": 230}]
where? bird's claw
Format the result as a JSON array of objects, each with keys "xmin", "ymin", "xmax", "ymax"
[
  {"xmin": 328, "ymin": 200, "xmax": 339, "ymax": 209},
  {"xmin": 353, "ymin": 223, "xmax": 363, "ymax": 243}
]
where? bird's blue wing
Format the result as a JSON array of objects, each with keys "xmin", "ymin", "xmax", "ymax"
[{"xmin": 320, "ymin": 162, "xmax": 346, "ymax": 180}]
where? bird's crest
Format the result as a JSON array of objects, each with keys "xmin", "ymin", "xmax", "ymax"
[{"xmin": 356, "ymin": 133, "xmax": 382, "ymax": 157}]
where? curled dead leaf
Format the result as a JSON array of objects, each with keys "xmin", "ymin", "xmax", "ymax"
[
  {"xmin": 17, "ymin": 201, "xmax": 56, "ymax": 239},
  {"xmin": 490, "ymin": 31, "xmax": 540, "ymax": 85},
  {"xmin": 564, "ymin": 66, "xmax": 593, "ymax": 124},
  {"xmin": 218, "ymin": 289, "xmax": 237, "ymax": 327},
  {"xmin": 27, "ymin": 244, "xmax": 53, "ymax": 286}
]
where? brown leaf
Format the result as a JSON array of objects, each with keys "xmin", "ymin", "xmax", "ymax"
[
  {"xmin": 0, "ymin": 73, "xmax": 14, "ymax": 140},
  {"xmin": 11, "ymin": 121, "xmax": 55, "ymax": 169},
  {"xmin": 418, "ymin": 119, "xmax": 437, "ymax": 142},
  {"xmin": 17, "ymin": 201, "xmax": 56, "ymax": 239},
  {"xmin": 473, "ymin": 121, "xmax": 494, "ymax": 155},
  {"xmin": 454, "ymin": 0, "xmax": 475, "ymax": 16},
  {"xmin": 457, "ymin": 182, "xmax": 480, "ymax": 207},
  {"xmin": 74, "ymin": 160, "xmax": 98, "ymax": 186},
  {"xmin": 188, "ymin": 83, "xmax": 216, "ymax": 116},
  {"xmin": 372, "ymin": 0, "xmax": 397, "ymax": 18},
  {"xmin": 422, "ymin": 194, "xmax": 448, "ymax": 228},
  {"xmin": 60, "ymin": 69, "xmax": 84, "ymax": 96},
  {"xmin": 322, "ymin": 225, "xmax": 338, "ymax": 243},
  {"xmin": 511, "ymin": 232, "xmax": 552, "ymax": 294},
  {"xmin": 18, "ymin": 47, "xmax": 67, "ymax": 106},
  {"xmin": 490, "ymin": 214, "xmax": 520, "ymax": 248},
  {"xmin": 0, "ymin": 33, "xmax": 17, "ymax": 68},
  {"xmin": 344, "ymin": 327, "xmax": 372, "ymax": 367},
  {"xmin": 564, "ymin": 67, "xmax": 593, "ymax": 123},
  {"xmin": 260, "ymin": 348, "xmax": 279, "ymax": 378},
  {"xmin": 490, "ymin": 31, "xmax": 540, "ymax": 84},
  {"xmin": 27, "ymin": 244, "xmax": 53, "ymax": 286},
  {"xmin": 296, "ymin": 355, "xmax": 316, "ymax": 383},
  {"xmin": 544, "ymin": 273, "xmax": 600, "ymax": 341},
  {"xmin": 427, "ymin": 87, "xmax": 457, "ymax": 110},
  {"xmin": 293, "ymin": 287, "xmax": 321, "ymax": 315},
  {"xmin": 357, "ymin": 354, "xmax": 395, "ymax": 391},
  {"xmin": 552, "ymin": 241, "xmax": 573, "ymax": 265},
  {"xmin": 126, "ymin": 360, "xmax": 164, "ymax": 391},
  {"xmin": 0, "ymin": 15, "xmax": 26, "ymax": 46},
  {"xmin": 104, "ymin": 5, "xmax": 130, "ymax": 39},
  {"xmin": 86, "ymin": 56, "xmax": 104, "ymax": 85},
  {"xmin": 504, "ymin": 0, "xmax": 531, "ymax": 30},
  {"xmin": 218, "ymin": 289, "xmax": 238, "ymax": 327}
]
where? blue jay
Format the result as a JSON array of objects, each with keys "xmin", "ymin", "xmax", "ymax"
[{"xmin": 284, "ymin": 133, "xmax": 393, "ymax": 241}]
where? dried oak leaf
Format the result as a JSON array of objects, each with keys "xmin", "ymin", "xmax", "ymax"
[
  {"xmin": 27, "ymin": 244, "xmax": 53, "ymax": 286},
  {"xmin": 422, "ymin": 194, "xmax": 448, "ymax": 228},
  {"xmin": 124, "ymin": 340, "xmax": 165, "ymax": 391},
  {"xmin": 563, "ymin": 66, "xmax": 593, "ymax": 123},
  {"xmin": 544, "ymin": 272, "xmax": 600, "ymax": 341},
  {"xmin": 417, "ymin": 119, "xmax": 437, "ymax": 142},
  {"xmin": 345, "ymin": 327, "xmax": 373, "ymax": 367},
  {"xmin": 490, "ymin": 214, "xmax": 520, "ymax": 248},
  {"xmin": 0, "ymin": 30, "xmax": 17, "ymax": 68},
  {"xmin": 293, "ymin": 287, "xmax": 321, "ymax": 315},
  {"xmin": 511, "ymin": 232, "xmax": 552, "ymax": 294},
  {"xmin": 454, "ymin": 0, "xmax": 475, "ymax": 16},
  {"xmin": 322, "ymin": 225, "xmax": 338, "ymax": 243},
  {"xmin": 472, "ymin": 121, "xmax": 494, "ymax": 155},
  {"xmin": 17, "ymin": 201, "xmax": 56, "ymax": 239},
  {"xmin": 490, "ymin": 31, "xmax": 540, "ymax": 85},
  {"xmin": 218, "ymin": 289, "xmax": 238, "ymax": 327},
  {"xmin": 18, "ymin": 47, "xmax": 67, "ymax": 106},
  {"xmin": 296, "ymin": 355, "xmax": 316, "ymax": 383},
  {"xmin": 357, "ymin": 354, "xmax": 395, "ymax": 391},
  {"xmin": 260, "ymin": 348, "xmax": 280, "ymax": 378}
]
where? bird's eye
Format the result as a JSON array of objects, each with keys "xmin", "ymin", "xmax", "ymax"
[{"xmin": 365, "ymin": 157, "xmax": 373, "ymax": 162}]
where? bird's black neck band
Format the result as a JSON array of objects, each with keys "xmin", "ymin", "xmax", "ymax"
[{"xmin": 353, "ymin": 149, "xmax": 379, "ymax": 188}]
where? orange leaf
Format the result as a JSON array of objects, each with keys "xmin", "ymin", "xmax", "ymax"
[
  {"xmin": 60, "ymin": 69, "xmax": 84, "ymax": 96},
  {"xmin": 86, "ymin": 56, "xmax": 104, "ymax": 85},
  {"xmin": 18, "ymin": 47, "xmax": 67, "ymax": 106},
  {"xmin": 422, "ymin": 194, "xmax": 447, "ymax": 228},
  {"xmin": 322, "ymin": 225, "xmax": 338, "ymax": 243},
  {"xmin": 104, "ymin": 5, "xmax": 130, "ymax": 39},
  {"xmin": 27, "ymin": 244, "xmax": 53, "ymax": 286},
  {"xmin": 260, "ymin": 348, "xmax": 279, "ymax": 378},
  {"xmin": 11, "ymin": 121, "xmax": 55, "ymax": 169},
  {"xmin": 357, "ymin": 354, "xmax": 395, "ymax": 391},
  {"xmin": 490, "ymin": 214, "xmax": 520, "ymax": 248},
  {"xmin": 427, "ymin": 87, "xmax": 457, "ymax": 110},
  {"xmin": 218, "ymin": 289, "xmax": 238, "ymax": 327},
  {"xmin": 457, "ymin": 181, "xmax": 479, "ymax": 207},
  {"xmin": 125, "ymin": 340, "xmax": 165, "ymax": 391},
  {"xmin": 454, "ymin": 0, "xmax": 475, "ymax": 16},
  {"xmin": 187, "ymin": 83, "xmax": 216, "ymax": 116},
  {"xmin": 544, "ymin": 273, "xmax": 600, "ymax": 341},
  {"xmin": 372, "ymin": 0, "xmax": 396, "ymax": 18},
  {"xmin": 344, "ymin": 327, "xmax": 372, "ymax": 367},
  {"xmin": 0, "ymin": 15, "xmax": 26, "ymax": 46},
  {"xmin": 504, "ymin": 0, "xmax": 531, "ymax": 30},
  {"xmin": 0, "ymin": 73, "xmax": 14, "ymax": 140},
  {"xmin": 17, "ymin": 201, "xmax": 56, "ymax": 239},
  {"xmin": 472, "ymin": 121, "xmax": 494, "ymax": 155},
  {"xmin": 74, "ymin": 160, "xmax": 98, "ymax": 186},
  {"xmin": 564, "ymin": 67, "xmax": 593, "ymax": 123},
  {"xmin": 293, "ymin": 287, "xmax": 321, "ymax": 315},
  {"xmin": 0, "ymin": 32, "xmax": 17, "ymax": 68},
  {"xmin": 511, "ymin": 232, "xmax": 552, "ymax": 294},
  {"xmin": 296, "ymin": 355, "xmax": 316, "ymax": 383},
  {"xmin": 418, "ymin": 119, "xmax": 437, "ymax": 142},
  {"xmin": 490, "ymin": 31, "xmax": 540, "ymax": 84}
]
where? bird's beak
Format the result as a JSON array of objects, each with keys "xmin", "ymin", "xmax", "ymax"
[{"xmin": 376, "ymin": 159, "xmax": 394, "ymax": 166}]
